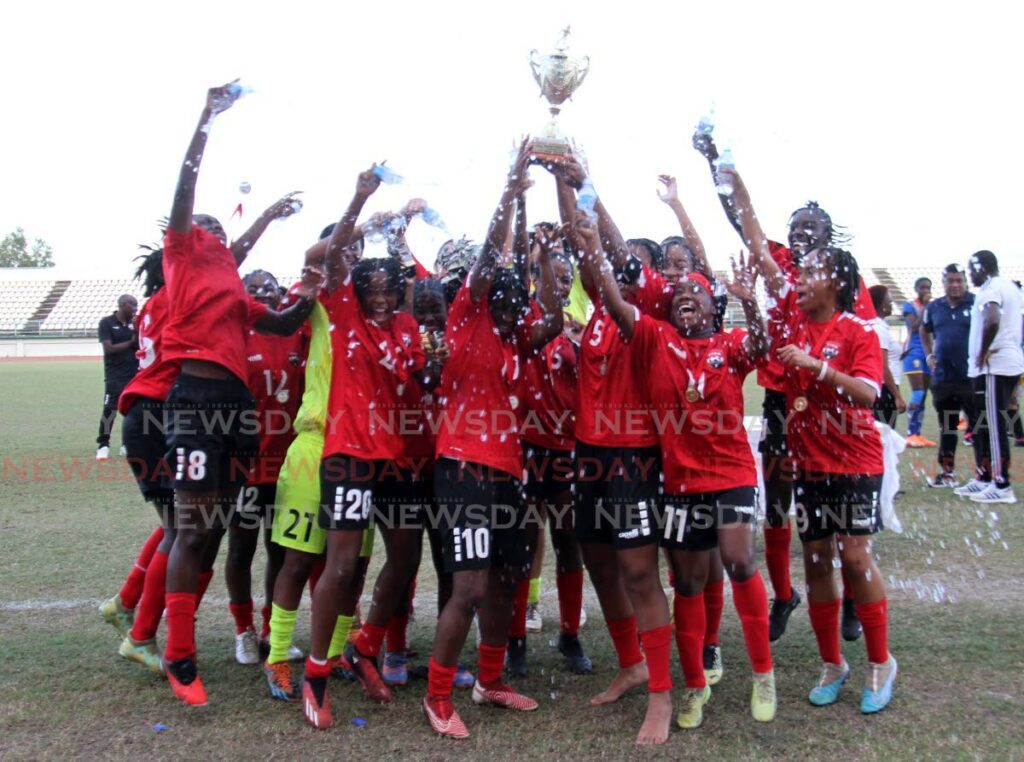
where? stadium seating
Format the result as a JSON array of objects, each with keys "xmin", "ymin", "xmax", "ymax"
[
  {"xmin": 40, "ymin": 279, "xmax": 143, "ymax": 334},
  {"xmin": 0, "ymin": 280, "xmax": 56, "ymax": 331}
]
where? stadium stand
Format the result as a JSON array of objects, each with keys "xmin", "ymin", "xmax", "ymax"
[
  {"xmin": 0, "ymin": 279, "xmax": 57, "ymax": 333},
  {"xmin": 41, "ymin": 279, "xmax": 142, "ymax": 334}
]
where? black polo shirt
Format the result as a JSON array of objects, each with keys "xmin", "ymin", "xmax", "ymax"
[
  {"xmin": 923, "ymin": 293, "xmax": 974, "ymax": 383},
  {"xmin": 98, "ymin": 313, "xmax": 139, "ymax": 383}
]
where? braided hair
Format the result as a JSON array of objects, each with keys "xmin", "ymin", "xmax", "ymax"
[
  {"xmin": 788, "ymin": 201, "xmax": 851, "ymax": 248},
  {"xmin": 133, "ymin": 244, "xmax": 164, "ymax": 297},
  {"xmin": 822, "ymin": 246, "xmax": 860, "ymax": 314}
]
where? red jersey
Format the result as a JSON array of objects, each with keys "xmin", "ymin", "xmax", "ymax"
[
  {"xmin": 758, "ymin": 241, "xmax": 877, "ymax": 392},
  {"xmin": 523, "ymin": 301, "xmax": 577, "ymax": 452},
  {"xmin": 244, "ymin": 329, "xmax": 306, "ymax": 484},
  {"xmin": 162, "ymin": 226, "xmax": 269, "ymax": 383},
  {"xmin": 118, "ymin": 288, "xmax": 179, "ymax": 413},
  {"xmin": 435, "ymin": 284, "xmax": 534, "ymax": 478},
  {"xmin": 322, "ymin": 277, "xmax": 425, "ymax": 462},
  {"xmin": 770, "ymin": 285, "xmax": 884, "ymax": 475},
  {"xmin": 576, "ymin": 265, "xmax": 673, "ymax": 448},
  {"xmin": 397, "ymin": 373, "xmax": 440, "ymax": 475},
  {"xmin": 632, "ymin": 315, "xmax": 760, "ymax": 494}
]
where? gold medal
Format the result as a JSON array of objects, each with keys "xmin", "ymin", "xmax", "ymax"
[
  {"xmin": 794, "ymin": 396, "xmax": 808, "ymax": 412},
  {"xmin": 685, "ymin": 387, "xmax": 700, "ymax": 403}
]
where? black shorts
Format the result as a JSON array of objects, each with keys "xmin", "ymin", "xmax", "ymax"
[
  {"xmin": 794, "ymin": 474, "xmax": 884, "ymax": 542},
  {"xmin": 122, "ymin": 397, "xmax": 172, "ymax": 505},
  {"xmin": 318, "ymin": 455, "xmax": 387, "ymax": 531},
  {"xmin": 234, "ymin": 483, "xmax": 277, "ymax": 529},
  {"xmin": 759, "ymin": 389, "xmax": 790, "ymax": 457},
  {"xmin": 434, "ymin": 458, "xmax": 528, "ymax": 573},
  {"xmin": 523, "ymin": 444, "xmax": 575, "ymax": 503},
  {"xmin": 659, "ymin": 487, "xmax": 757, "ymax": 551},
  {"xmin": 573, "ymin": 441, "xmax": 661, "ymax": 549},
  {"xmin": 164, "ymin": 373, "xmax": 258, "ymax": 493},
  {"xmin": 373, "ymin": 469, "xmax": 431, "ymax": 530}
]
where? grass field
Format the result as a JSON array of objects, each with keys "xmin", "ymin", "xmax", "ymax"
[{"xmin": 1, "ymin": 359, "xmax": 1023, "ymax": 760}]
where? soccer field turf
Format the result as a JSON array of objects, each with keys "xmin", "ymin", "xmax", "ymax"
[{"xmin": 1, "ymin": 359, "xmax": 1022, "ymax": 759}]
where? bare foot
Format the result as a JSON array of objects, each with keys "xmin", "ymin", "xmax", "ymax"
[
  {"xmin": 635, "ymin": 690, "xmax": 672, "ymax": 746},
  {"xmin": 589, "ymin": 661, "xmax": 649, "ymax": 706}
]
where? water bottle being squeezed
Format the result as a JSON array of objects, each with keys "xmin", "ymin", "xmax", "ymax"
[{"xmin": 715, "ymin": 148, "xmax": 735, "ymax": 197}]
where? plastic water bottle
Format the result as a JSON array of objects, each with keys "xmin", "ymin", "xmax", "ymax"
[
  {"xmin": 696, "ymin": 108, "xmax": 715, "ymax": 136},
  {"xmin": 372, "ymin": 165, "xmax": 404, "ymax": 185},
  {"xmin": 577, "ymin": 177, "xmax": 598, "ymax": 219},
  {"xmin": 228, "ymin": 82, "xmax": 255, "ymax": 99},
  {"xmin": 715, "ymin": 149, "xmax": 735, "ymax": 196},
  {"xmin": 421, "ymin": 207, "xmax": 448, "ymax": 231}
]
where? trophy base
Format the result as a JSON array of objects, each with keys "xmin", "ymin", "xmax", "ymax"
[{"xmin": 528, "ymin": 136, "xmax": 571, "ymax": 165}]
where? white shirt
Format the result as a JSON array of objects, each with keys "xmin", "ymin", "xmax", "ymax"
[
  {"xmin": 967, "ymin": 275, "xmax": 1024, "ymax": 377},
  {"xmin": 872, "ymin": 317, "xmax": 902, "ymax": 386}
]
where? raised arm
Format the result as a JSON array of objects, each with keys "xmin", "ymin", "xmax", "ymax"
[
  {"xmin": 527, "ymin": 224, "xmax": 566, "ymax": 350},
  {"xmin": 725, "ymin": 252, "xmax": 768, "ymax": 360},
  {"xmin": 254, "ymin": 266, "xmax": 323, "ymax": 336},
  {"xmin": 723, "ymin": 166, "xmax": 786, "ymax": 299},
  {"xmin": 168, "ymin": 82, "xmax": 241, "ymax": 235},
  {"xmin": 513, "ymin": 188, "xmax": 530, "ymax": 286},
  {"xmin": 573, "ymin": 214, "xmax": 635, "ymax": 339},
  {"xmin": 692, "ymin": 128, "xmax": 743, "ymax": 236},
  {"xmin": 469, "ymin": 140, "xmax": 531, "ymax": 303},
  {"xmin": 232, "ymin": 192, "xmax": 303, "ymax": 267},
  {"xmin": 325, "ymin": 166, "xmax": 381, "ymax": 293},
  {"xmin": 657, "ymin": 174, "xmax": 710, "ymax": 276}
]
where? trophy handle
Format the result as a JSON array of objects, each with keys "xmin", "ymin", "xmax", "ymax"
[
  {"xmin": 574, "ymin": 56, "xmax": 591, "ymax": 90},
  {"xmin": 528, "ymin": 49, "xmax": 545, "ymax": 88}
]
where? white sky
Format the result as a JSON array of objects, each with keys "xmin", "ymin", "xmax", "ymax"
[{"xmin": 2, "ymin": 0, "xmax": 1021, "ymax": 278}]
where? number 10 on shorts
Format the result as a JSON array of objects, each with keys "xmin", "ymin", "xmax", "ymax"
[{"xmin": 453, "ymin": 527, "xmax": 489, "ymax": 562}]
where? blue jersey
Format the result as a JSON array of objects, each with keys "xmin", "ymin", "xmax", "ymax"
[
  {"xmin": 923, "ymin": 294, "xmax": 974, "ymax": 383},
  {"xmin": 902, "ymin": 300, "xmax": 926, "ymax": 352}
]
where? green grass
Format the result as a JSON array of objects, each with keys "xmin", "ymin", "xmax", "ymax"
[{"xmin": 1, "ymin": 359, "xmax": 1023, "ymax": 760}]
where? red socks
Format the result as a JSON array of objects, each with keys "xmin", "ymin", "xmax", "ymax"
[
  {"xmin": 509, "ymin": 579, "xmax": 529, "ymax": 639},
  {"xmin": 557, "ymin": 569, "xmax": 584, "ymax": 635},
  {"xmin": 673, "ymin": 593, "xmax": 706, "ymax": 689},
  {"xmin": 639, "ymin": 625, "xmax": 673, "ymax": 692},
  {"xmin": 229, "ymin": 600, "xmax": 254, "ymax": 634},
  {"xmin": 764, "ymin": 525, "xmax": 793, "ymax": 601},
  {"xmin": 856, "ymin": 598, "xmax": 889, "ymax": 664},
  {"xmin": 731, "ymin": 573, "xmax": 773, "ymax": 673},
  {"xmin": 130, "ymin": 549, "xmax": 168, "ymax": 642},
  {"xmin": 195, "ymin": 570, "xmax": 214, "ymax": 610},
  {"xmin": 119, "ymin": 527, "xmax": 165, "ymax": 609},
  {"xmin": 386, "ymin": 614, "xmax": 409, "ymax": 655},
  {"xmin": 606, "ymin": 616, "xmax": 644, "ymax": 669},
  {"xmin": 703, "ymin": 578, "xmax": 724, "ymax": 647},
  {"xmin": 428, "ymin": 656, "xmax": 456, "ymax": 698},
  {"xmin": 477, "ymin": 643, "xmax": 506, "ymax": 687},
  {"xmin": 260, "ymin": 604, "xmax": 272, "ymax": 640},
  {"xmin": 164, "ymin": 592, "xmax": 197, "ymax": 661},
  {"xmin": 304, "ymin": 656, "xmax": 332, "ymax": 680},
  {"xmin": 808, "ymin": 599, "xmax": 842, "ymax": 664},
  {"xmin": 354, "ymin": 622, "xmax": 387, "ymax": 658}
]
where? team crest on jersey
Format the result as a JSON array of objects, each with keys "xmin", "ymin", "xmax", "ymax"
[
  {"xmin": 288, "ymin": 352, "xmax": 301, "ymax": 366},
  {"xmin": 822, "ymin": 341, "xmax": 841, "ymax": 360},
  {"xmin": 707, "ymin": 349, "xmax": 725, "ymax": 369}
]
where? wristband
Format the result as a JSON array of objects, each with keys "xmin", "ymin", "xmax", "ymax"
[{"xmin": 818, "ymin": 361, "xmax": 829, "ymax": 381}]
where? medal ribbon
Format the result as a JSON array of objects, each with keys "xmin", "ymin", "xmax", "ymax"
[
  {"xmin": 793, "ymin": 310, "xmax": 842, "ymax": 391},
  {"xmin": 683, "ymin": 335, "xmax": 718, "ymax": 401}
]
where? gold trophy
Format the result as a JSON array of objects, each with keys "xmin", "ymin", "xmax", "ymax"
[{"xmin": 528, "ymin": 26, "xmax": 590, "ymax": 163}]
